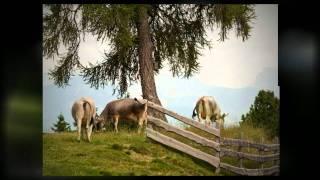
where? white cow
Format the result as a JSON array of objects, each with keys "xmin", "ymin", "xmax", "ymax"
[
  {"xmin": 71, "ymin": 97, "xmax": 96, "ymax": 142},
  {"xmin": 192, "ymin": 96, "xmax": 228, "ymax": 129}
]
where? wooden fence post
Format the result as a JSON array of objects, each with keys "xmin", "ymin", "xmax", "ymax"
[
  {"xmin": 238, "ymin": 132, "xmax": 243, "ymax": 168},
  {"xmin": 260, "ymin": 137, "xmax": 264, "ymax": 169},
  {"xmin": 273, "ymin": 137, "xmax": 279, "ymax": 176},
  {"xmin": 273, "ymin": 137, "xmax": 279, "ymax": 166},
  {"xmin": 215, "ymin": 130, "xmax": 221, "ymax": 174}
]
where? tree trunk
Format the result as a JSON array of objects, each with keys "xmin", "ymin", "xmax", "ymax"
[{"xmin": 137, "ymin": 6, "xmax": 167, "ymax": 122}]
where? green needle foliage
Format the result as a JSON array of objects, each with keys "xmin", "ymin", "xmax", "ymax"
[{"xmin": 43, "ymin": 4, "xmax": 255, "ymax": 97}]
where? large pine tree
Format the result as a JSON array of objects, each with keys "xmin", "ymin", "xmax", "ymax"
[{"xmin": 43, "ymin": 4, "xmax": 255, "ymax": 121}]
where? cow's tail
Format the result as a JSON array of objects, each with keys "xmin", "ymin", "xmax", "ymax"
[
  {"xmin": 83, "ymin": 100, "xmax": 94, "ymax": 127},
  {"xmin": 192, "ymin": 106, "xmax": 197, "ymax": 119}
]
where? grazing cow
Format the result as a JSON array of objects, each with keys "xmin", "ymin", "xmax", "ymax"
[
  {"xmin": 99, "ymin": 98, "xmax": 148, "ymax": 134},
  {"xmin": 71, "ymin": 97, "xmax": 96, "ymax": 142},
  {"xmin": 192, "ymin": 96, "xmax": 228, "ymax": 129}
]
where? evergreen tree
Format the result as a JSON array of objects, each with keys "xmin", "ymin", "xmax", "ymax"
[
  {"xmin": 240, "ymin": 90, "xmax": 279, "ymax": 138},
  {"xmin": 43, "ymin": 4, "xmax": 256, "ymax": 121},
  {"xmin": 51, "ymin": 113, "xmax": 72, "ymax": 132}
]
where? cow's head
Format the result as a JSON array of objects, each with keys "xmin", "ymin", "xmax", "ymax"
[
  {"xmin": 134, "ymin": 97, "xmax": 148, "ymax": 104},
  {"xmin": 215, "ymin": 113, "xmax": 228, "ymax": 129},
  {"xmin": 134, "ymin": 97, "xmax": 148, "ymax": 110},
  {"xmin": 134, "ymin": 97, "xmax": 148, "ymax": 118},
  {"xmin": 94, "ymin": 116, "xmax": 106, "ymax": 131}
]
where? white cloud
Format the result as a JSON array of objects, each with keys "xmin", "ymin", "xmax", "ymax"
[
  {"xmin": 128, "ymin": 82, "xmax": 143, "ymax": 99},
  {"xmin": 194, "ymin": 4, "xmax": 278, "ymax": 89},
  {"xmin": 160, "ymin": 98, "xmax": 169, "ymax": 108},
  {"xmin": 43, "ymin": 52, "xmax": 56, "ymax": 87},
  {"xmin": 254, "ymin": 67, "xmax": 279, "ymax": 96},
  {"xmin": 195, "ymin": 41, "xmax": 258, "ymax": 88},
  {"xmin": 78, "ymin": 34, "xmax": 109, "ymax": 66}
]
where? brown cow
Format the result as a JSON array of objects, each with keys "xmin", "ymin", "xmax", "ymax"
[{"xmin": 99, "ymin": 98, "xmax": 148, "ymax": 134}]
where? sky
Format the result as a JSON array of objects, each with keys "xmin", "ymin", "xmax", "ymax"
[{"xmin": 43, "ymin": 4, "xmax": 279, "ymax": 132}]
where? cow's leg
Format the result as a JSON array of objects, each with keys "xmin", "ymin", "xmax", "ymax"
[
  {"xmin": 197, "ymin": 114, "xmax": 201, "ymax": 123},
  {"xmin": 219, "ymin": 119, "xmax": 224, "ymax": 129},
  {"xmin": 86, "ymin": 114, "xmax": 90, "ymax": 130},
  {"xmin": 87, "ymin": 124, "xmax": 93, "ymax": 142},
  {"xmin": 137, "ymin": 117, "xmax": 144, "ymax": 134},
  {"xmin": 143, "ymin": 114, "xmax": 148, "ymax": 129},
  {"xmin": 204, "ymin": 117, "xmax": 209, "ymax": 127},
  {"xmin": 81, "ymin": 127, "xmax": 86, "ymax": 141},
  {"xmin": 113, "ymin": 115, "xmax": 119, "ymax": 133},
  {"xmin": 77, "ymin": 118, "xmax": 82, "ymax": 142}
]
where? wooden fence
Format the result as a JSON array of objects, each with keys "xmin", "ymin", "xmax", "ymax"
[{"xmin": 146, "ymin": 101, "xmax": 279, "ymax": 176}]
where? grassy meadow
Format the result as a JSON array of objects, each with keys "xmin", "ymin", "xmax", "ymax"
[{"xmin": 43, "ymin": 123, "xmax": 277, "ymax": 176}]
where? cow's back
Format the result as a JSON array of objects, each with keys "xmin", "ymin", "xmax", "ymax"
[
  {"xmin": 80, "ymin": 97, "xmax": 96, "ymax": 117},
  {"xmin": 100, "ymin": 98, "xmax": 146, "ymax": 121},
  {"xmin": 72, "ymin": 97, "xmax": 96, "ymax": 125},
  {"xmin": 198, "ymin": 96, "xmax": 221, "ymax": 119}
]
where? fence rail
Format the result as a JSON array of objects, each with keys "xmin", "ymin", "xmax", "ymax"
[
  {"xmin": 220, "ymin": 163, "xmax": 279, "ymax": 176},
  {"xmin": 148, "ymin": 116, "xmax": 220, "ymax": 151},
  {"xmin": 147, "ymin": 101, "xmax": 220, "ymax": 137},
  {"xmin": 146, "ymin": 127, "xmax": 220, "ymax": 168},
  {"xmin": 220, "ymin": 148, "xmax": 279, "ymax": 162},
  {"xmin": 146, "ymin": 102, "xmax": 279, "ymax": 176},
  {"xmin": 221, "ymin": 138, "xmax": 280, "ymax": 151}
]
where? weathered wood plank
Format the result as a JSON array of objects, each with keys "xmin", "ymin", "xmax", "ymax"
[
  {"xmin": 148, "ymin": 116, "xmax": 220, "ymax": 151},
  {"xmin": 238, "ymin": 146, "xmax": 243, "ymax": 168},
  {"xmin": 220, "ymin": 148, "xmax": 280, "ymax": 162},
  {"xmin": 273, "ymin": 137, "xmax": 280, "ymax": 166},
  {"xmin": 221, "ymin": 138, "xmax": 279, "ymax": 151},
  {"xmin": 147, "ymin": 101, "xmax": 220, "ymax": 137},
  {"xmin": 220, "ymin": 163, "xmax": 279, "ymax": 176},
  {"xmin": 146, "ymin": 128, "xmax": 220, "ymax": 168}
]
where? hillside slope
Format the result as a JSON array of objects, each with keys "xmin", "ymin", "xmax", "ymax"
[{"xmin": 43, "ymin": 131, "xmax": 219, "ymax": 176}]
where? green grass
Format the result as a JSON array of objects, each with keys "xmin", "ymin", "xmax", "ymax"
[
  {"xmin": 43, "ymin": 130, "xmax": 218, "ymax": 176},
  {"xmin": 44, "ymin": 123, "xmax": 278, "ymax": 176},
  {"xmin": 184, "ymin": 123, "xmax": 278, "ymax": 175},
  {"xmin": 222, "ymin": 123, "xmax": 274, "ymax": 143}
]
